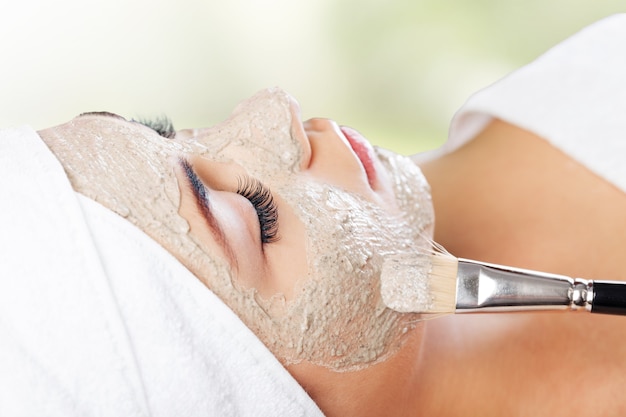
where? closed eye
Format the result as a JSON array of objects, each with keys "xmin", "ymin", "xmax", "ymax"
[
  {"xmin": 179, "ymin": 158, "xmax": 238, "ymax": 268},
  {"xmin": 236, "ymin": 176, "xmax": 280, "ymax": 244}
]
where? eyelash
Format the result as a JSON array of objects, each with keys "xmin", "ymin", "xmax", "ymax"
[
  {"xmin": 236, "ymin": 176, "xmax": 280, "ymax": 244},
  {"xmin": 134, "ymin": 116, "xmax": 176, "ymax": 138},
  {"xmin": 181, "ymin": 159, "xmax": 280, "ymax": 246}
]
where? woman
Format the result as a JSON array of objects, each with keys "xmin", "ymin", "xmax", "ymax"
[
  {"xmin": 36, "ymin": 87, "xmax": 434, "ymax": 414},
  {"xmin": 3, "ymin": 14, "xmax": 626, "ymax": 417},
  {"xmin": 2, "ymin": 86, "xmax": 430, "ymax": 417}
]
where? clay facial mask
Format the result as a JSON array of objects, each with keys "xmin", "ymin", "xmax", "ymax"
[
  {"xmin": 39, "ymin": 88, "xmax": 435, "ymax": 371},
  {"xmin": 255, "ymin": 155, "xmax": 434, "ymax": 370}
]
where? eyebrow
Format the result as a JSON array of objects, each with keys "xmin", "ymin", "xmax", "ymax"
[
  {"xmin": 78, "ymin": 111, "xmax": 127, "ymax": 120},
  {"xmin": 77, "ymin": 111, "xmax": 176, "ymax": 139},
  {"xmin": 179, "ymin": 159, "xmax": 239, "ymax": 270}
]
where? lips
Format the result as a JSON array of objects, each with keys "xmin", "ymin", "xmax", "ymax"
[{"xmin": 340, "ymin": 126, "xmax": 377, "ymax": 188}]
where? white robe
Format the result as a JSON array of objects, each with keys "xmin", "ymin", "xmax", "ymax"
[{"xmin": 418, "ymin": 14, "xmax": 626, "ymax": 195}]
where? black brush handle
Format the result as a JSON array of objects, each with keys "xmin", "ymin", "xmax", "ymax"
[{"xmin": 591, "ymin": 281, "xmax": 626, "ymax": 315}]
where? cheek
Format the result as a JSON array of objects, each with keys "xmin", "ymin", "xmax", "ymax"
[
  {"xmin": 210, "ymin": 192, "xmax": 268, "ymax": 286},
  {"xmin": 262, "ymin": 182, "xmax": 412, "ymax": 367},
  {"xmin": 261, "ymin": 195, "xmax": 309, "ymax": 300}
]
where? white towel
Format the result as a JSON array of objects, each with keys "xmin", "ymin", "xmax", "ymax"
[{"xmin": 0, "ymin": 126, "xmax": 323, "ymax": 417}]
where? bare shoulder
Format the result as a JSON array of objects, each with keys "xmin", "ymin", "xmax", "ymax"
[{"xmin": 419, "ymin": 118, "xmax": 626, "ymax": 280}]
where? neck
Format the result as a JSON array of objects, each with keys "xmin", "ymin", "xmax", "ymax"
[{"xmin": 287, "ymin": 325, "xmax": 425, "ymax": 417}]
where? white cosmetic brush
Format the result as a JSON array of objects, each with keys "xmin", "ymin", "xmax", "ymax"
[{"xmin": 380, "ymin": 243, "xmax": 626, "ymax": 316}]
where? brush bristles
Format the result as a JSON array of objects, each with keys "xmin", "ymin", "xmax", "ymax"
[
  {"xmin": 424, "ymin": 253, "xmax": 458, "ymax": 314},
  {"xmin": 380, "ymin": 241, "xmax": 459, "ymax": 314}
]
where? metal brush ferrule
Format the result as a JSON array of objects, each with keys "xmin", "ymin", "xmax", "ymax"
[
  {"xmin": 569, "ymin": 279, "xmax": 594, "ymax": 311},
  {"xmin": 455, "ymin": 259, "xmax": 592, "ymax": 313}
]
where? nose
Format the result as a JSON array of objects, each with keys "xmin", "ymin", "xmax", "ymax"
[
  {"xmin": 286, "ymin": 95, "xmax": 312, "ymax": 171},
  {"xmin": 175, "ymin": 88, "xmax": 313, "ymax": 176},
  {"xmin": 227, "ymin": 88, "xmax": 312, "ymax": 175}
]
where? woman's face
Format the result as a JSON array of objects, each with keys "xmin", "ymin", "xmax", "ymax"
[{"xmin": 38, "ymin": 88, "xmax": 434, "ymax": 371}]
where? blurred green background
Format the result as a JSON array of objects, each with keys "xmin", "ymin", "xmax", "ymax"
[{"xmin": 1, "ymin": 1, "xmax": 624, "ymax": 154}]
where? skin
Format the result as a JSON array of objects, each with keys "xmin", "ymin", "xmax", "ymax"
[
  {"xmin": 36, "ymin": 91, "xmax": 626, "ymax": 416},
  {"xmin": 416, "ymin": 119, "xmax": 626, "ymax": 416}
]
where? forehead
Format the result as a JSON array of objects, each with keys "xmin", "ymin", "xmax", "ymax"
[
  {"xmin": 51, "ymin": 88, "xmax": 295, "ymax": 159},
  {"xmin": 51, "ymin": 113, "xmax": 179, "ymax": 151}
]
